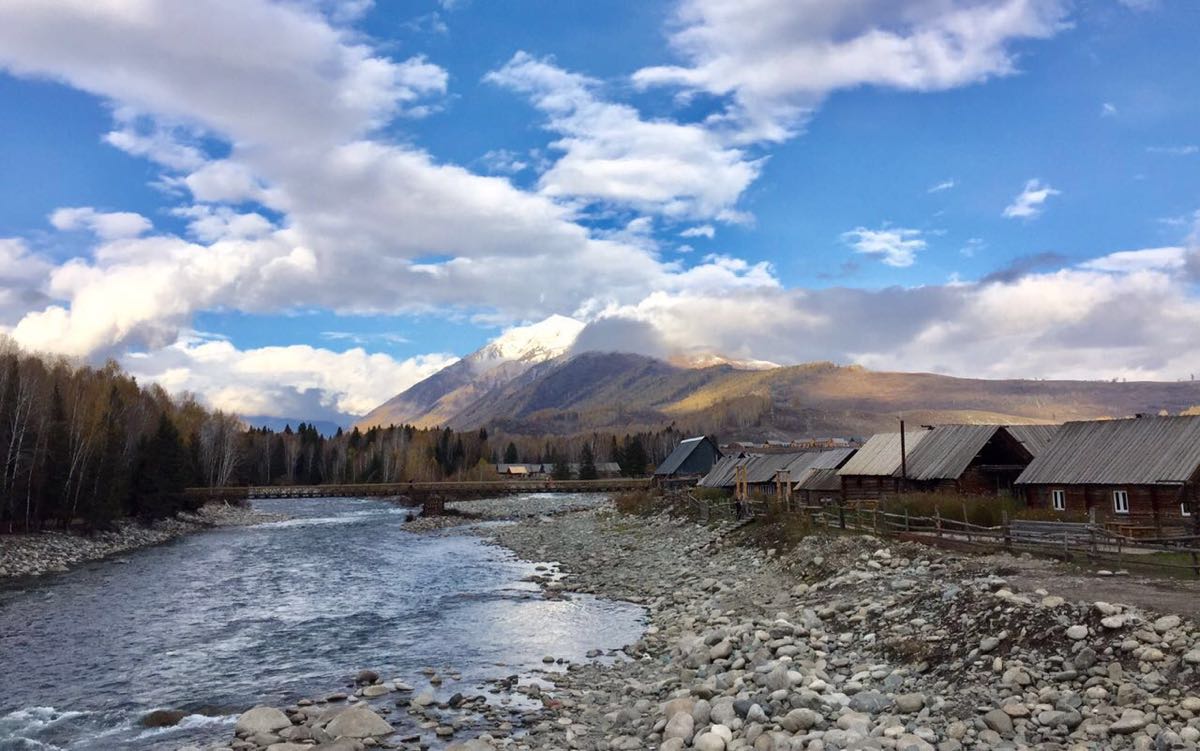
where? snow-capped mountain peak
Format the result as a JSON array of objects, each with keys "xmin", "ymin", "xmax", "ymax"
[{"xmin": 471, "ymin": 314, "xmax": 584, "ymax": 367}]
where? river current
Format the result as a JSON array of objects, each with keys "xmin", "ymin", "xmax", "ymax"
[{"xmin": 0, "ymin": 495, "xmax": 645, "ymax": 750}]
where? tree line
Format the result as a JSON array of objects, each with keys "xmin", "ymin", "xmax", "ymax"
[
  {"xmin": 0, "ymin": 339, "xmax": 698, "ymax": 533},
  {"xmin": 0, "ymin": 340, "xmax": 247, "ymax": 533}
]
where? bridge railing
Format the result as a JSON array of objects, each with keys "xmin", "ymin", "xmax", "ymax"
[{"xmin": 185, "ymin": 477, "xmax": 651, "ymax": 501}]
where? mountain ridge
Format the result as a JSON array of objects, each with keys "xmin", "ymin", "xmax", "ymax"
[{"xmin": 356, "ymin": 347, "xmax": 1200, "ymax": 439}]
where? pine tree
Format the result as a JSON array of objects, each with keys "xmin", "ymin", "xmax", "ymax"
[
  {"xmin": 504, "ymin": 442, "xmax": 519, "ymax": 464},
  {"xmin": 551, "ymin": 450, "xmax": 572, "ymax": 480},
  {"xmin": 579, "ymin": 443, "xmax": 598, "ymax": 480},
  {"xmin": 622, "ymin": 435, "xmax": 648, "ymax": 476}
]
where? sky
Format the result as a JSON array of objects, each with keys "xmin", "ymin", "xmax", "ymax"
[{"xmin": 0, "ymin": 0, "xmax": 1198, "ymax": 425}]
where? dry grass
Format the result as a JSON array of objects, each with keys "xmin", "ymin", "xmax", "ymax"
[{"xmin": 879, "ymin": 493, "xmax": 1088, "ymax": 527}]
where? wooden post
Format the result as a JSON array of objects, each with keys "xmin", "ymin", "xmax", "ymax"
[
  {"xmin": 1062, "ymin": 530, "xmax": 1071, "ymax": 562},
  {"xmin": 1116, "ymin": 535, "xmax": 1123, "ymax": 569},
  {"xmin": 1192, "ymin": 550, "xmax": 1200, "ymax": 579},
  {"xmin": 1002, "ymin": 510, "xmax": 1011, "ymax": 550},
  {"xmin": 934, "ymin": 506, "xmax": 942, "ymax": 538},
  {"xmin": 838, "ymin": 504, "xmax": 846, "ymax": 530},
  {"xmin": 962, "ymin": 499, "xmax": 971, "ymax": 543},
  {"xmin": 904, "ymin": 507, "xmax": 910, "ymax": 533}
]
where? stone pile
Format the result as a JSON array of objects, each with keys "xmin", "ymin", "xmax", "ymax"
[
  {"xmin": 204, "ymin": 499, "xmax": 1200, "ymax": 750},
  {"xmin": 0, "ymin": 503, "xmax": 288, "ymax": 579}
]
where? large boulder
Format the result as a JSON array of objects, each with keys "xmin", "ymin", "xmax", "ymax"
[
  {"xmin": 325, "ymin": 705, "xmax": 393, "ymax": 738},
  {"xmin": 236, "ymin": 706, "xmax": 292, "ymax": 735}
]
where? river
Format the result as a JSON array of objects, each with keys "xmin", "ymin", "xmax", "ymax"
[{"xmin": 0, "ymin": 496, "xmax": 645, "ymax": 750}]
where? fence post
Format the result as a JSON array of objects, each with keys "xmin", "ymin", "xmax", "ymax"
[
  {"xmin": 934, "ymin": 506, "xmax": 942, "ymax": 538},
  {"xmin": 962, "ymin": 499, "xmax": 971, "ymax": 543},
  {"xmin": 1062, "ymin": 530, "xmax": 1071, "ymax": 562},
  {"xmin": 839, "ymin": 504, "xmax": 846, "ymax": 530},
  {"xmin": 874, "ymin": 506, "xmax": 880, "ymax": 535},
  {"xmin": 904, "ymin": 507, "xmax": 910, "ymax": 533},
  {"xmin": 1192, "ymin": 550, "xmax": 1200, "ymax": 579},
  {"xmin": 1002, "ymin": 510, "xmax": 1011, "ymax": 551},
  {"xmin": 1116, "ymin": 535, "xmax": 1122, "ymax": 569}
]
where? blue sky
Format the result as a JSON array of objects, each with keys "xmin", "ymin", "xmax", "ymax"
[{"xmin": 0, "ymin": 0, "xmax": 1197, "ymax": 423}]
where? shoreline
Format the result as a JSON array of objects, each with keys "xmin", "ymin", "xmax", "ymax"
[
  {"xmin": 211, "ymin": 496, "xmax": 1200, "ymax": 751},
  {"xmin": 0, "ymin": 502, "xmax": 289, "ymax": 582}
]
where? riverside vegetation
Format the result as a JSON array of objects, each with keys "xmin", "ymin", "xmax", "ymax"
[
  {"xmin": 194, "ymin": 494, "xmax": 1200, "ymax": 751},
  {"xmin": 0, "ymin": 336, "xmax": 676, "ymax": 537}
]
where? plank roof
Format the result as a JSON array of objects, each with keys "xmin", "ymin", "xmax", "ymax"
[
  {"xmin": 1015, "ymin": 416, "xmax": 1200, "ymax": 486},
  {"xmin": 655, "ymin": 436, "xmax": 713, "ymax": 476},
  {"xmin": 838, "ymin": 431, "xmax": 929, "ymax": 477},
  {"xmin": 797, "ymin": 467, "xmax": 842, "ymax": 492},
  {"xmin": 897, "ymin": 425, "xmax": 1004, "ymax": 481},
  {"xmin": 1006, "ymin": 424, "xmax": 1059, "ymax": 457}
]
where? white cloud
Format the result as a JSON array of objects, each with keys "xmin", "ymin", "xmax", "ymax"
[
  {"xmin": 49, "ymin": 206, "xmax": 152, "ymax": 240},
  {"xmin": 578, "ymin": 246, "xmax": 1200, "ymax": 381},
  {"xmin": 487, "ymin": 52, "xmax": 761, "ymax": 222},
  {"xmin": 1147, "ymin": 145, "xmax": 1199, "ymax": 156},
  {"xmin": 1003, "ymin": 178, "xmax": 1060, "ymax": 219},
  {"xmin": 479, "ymin": 148, "xmax": 528, "ymax": 174},
  {"xmin": 124, "ymin": 335, "xmax": 458, "ymax": 419},
  {"xmin": 841, "ymin": 226, "xmax": 926, "ymax": 267},
  {"xmin": 680, "ymin": 224, "xmax": 716, "ymax": 239},
  {"xmin": 928, "ymin": 179, "xmax": 956, "ymax": 193},
  {"xmin": 1101, "ymin": 102, "xmax": 1118, "ymax": 117},
  {"xmin": 633, "ymin": 0, "xmax": 1068, "ymax": 142}
]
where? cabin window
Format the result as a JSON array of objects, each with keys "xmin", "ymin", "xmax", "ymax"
[
  {"xmin": 1051, "ymin": 489, "xmax": 1066, "ymax": 511},
  {"xmin": 1183, "ymin": 502, "xmax": 1193, "ymax": 517},
  {"xmin": 1112, "ymin": 490, "xmax": 1130, "ymax": 515}
]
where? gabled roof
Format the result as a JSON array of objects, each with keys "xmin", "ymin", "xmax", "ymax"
[
  {"xmin": 1015, "ymin": 416, "xmax": 1200, "ymax": 486},
  {"xmin": 698, "ymin": 453, "xmax": 745, "ymax": 487},
  {"xmin": 1006, "ymin": 424, "xmax": 1059, "ymax": 457},
  {"xmin": 791, "ymin": 448, "xmax": 857, "ymax": 488},
  {"xmin": 655, "ymin": 435, "xmax": 719, "ymax": 476},
  {"xmin": 898, "ymin": 425, "xmax": 1010, "ymax": 481},
  {"xmin": 797, "ymin": 467, "xmax": 842, "ymax": 492},
  {"xmin": 838, "ymin": 431, "xmax": 929, "ymax": 477}
]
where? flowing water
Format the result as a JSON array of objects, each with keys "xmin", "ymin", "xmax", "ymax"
[{"xmin": 0, "ymin": 496, "xmax": 644, "ymax": 750}]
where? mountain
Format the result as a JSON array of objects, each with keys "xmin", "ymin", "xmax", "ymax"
[
  {"xmin": 360, "ymin": 348, "xmax": 1200, "ymax": 440},
  {"xmin": 355, "ymin": 314, "xmax": 585, "ymax": 429}
]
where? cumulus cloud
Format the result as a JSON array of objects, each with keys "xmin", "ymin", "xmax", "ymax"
[
  {"xmin": 487, "ymin": 52, "xmax": 761, "ymax": 222},
  {"xmin": 0, "ymin": 239, "xmax": 53, "ymax": 323},
  {"xmin": 634, "ymin": 0, "xmax": 1068, "ymax": 142},
  {"xmin": 50, "ymin": 206, "xmax": 152, "ymax": 240},
  {"xmin": 1003, "ymin": 178, "xmax": 1060, "ymax": 219},
  {"xmin": 578, "ymin": 246, "xmax": 1200, "ymax": 381},
  {"xmin": 680, "ymin": 225, "xmax": 716, "ymax": 239},
  {"xmin": 124, "ymin": 335, "xmax": 458, "ymax": 419},
  {"xmin": 841, "ymin": 226, "xmax": 926, "ymax": 267}
]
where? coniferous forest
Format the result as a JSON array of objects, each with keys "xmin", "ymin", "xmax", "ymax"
[{"xmin": 0, "ymin": 340, "xmax": 685, "ymax": 533}]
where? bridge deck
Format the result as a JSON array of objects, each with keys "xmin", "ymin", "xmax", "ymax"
[{"xmin": 185, "ymin": 478, "xmax": 650, "ymax": 501}]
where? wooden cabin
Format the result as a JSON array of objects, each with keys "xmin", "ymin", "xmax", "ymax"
[{"xmin": 1015, "ymin": 416, "xmax": 1200, "ymax": 529}]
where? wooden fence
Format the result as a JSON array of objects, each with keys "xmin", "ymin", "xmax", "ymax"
[{"xmin": 721, "ymin": 499, "xmax": 1200, "ymax": 577}]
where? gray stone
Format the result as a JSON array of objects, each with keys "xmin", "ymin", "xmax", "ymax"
[
  {"xmin": 983, "ymin": 709, "xmax": 1014, "ymax": 735},
  {"xmin": 324, "ymin": 706, "xmax": 393, "ymax": 738},
  {"xmin": 235, "ymin": 706, "xmax": 292, "ymax": 736},
  {"xmin": 848, "ymin": 690, "xmax": 892, "ymax": 714}
]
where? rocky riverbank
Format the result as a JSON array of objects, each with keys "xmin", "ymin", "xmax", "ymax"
[
  {"xmin": 208, "ymin": 498, "xmax": 1200, "ymax": 750},
  {"xmin": 0, "ymin": 503, "xmax": 289, "ymax": 580},
  {"xmin": 401, "ymin": 493, "xmax": 614, "ymax": 532}
]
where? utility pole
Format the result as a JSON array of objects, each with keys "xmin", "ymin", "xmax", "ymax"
[{"xmin": 899, "ymin": 418, "xmax": 908, "ymax": 491}]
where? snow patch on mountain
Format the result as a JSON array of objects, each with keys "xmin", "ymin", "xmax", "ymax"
[{"xmin": 470, "ymin": 314, "xmax": 585, "ymax": 369}]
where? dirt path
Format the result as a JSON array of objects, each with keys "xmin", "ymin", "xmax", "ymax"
[{"xmin": 970, "ymin": 551, "xmax": 1200, "ymax": 620}]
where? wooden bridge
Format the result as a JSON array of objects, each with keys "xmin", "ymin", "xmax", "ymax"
[{"xmin": 185, "ymin": 478, "xmax": 650, "ymax": 514}]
